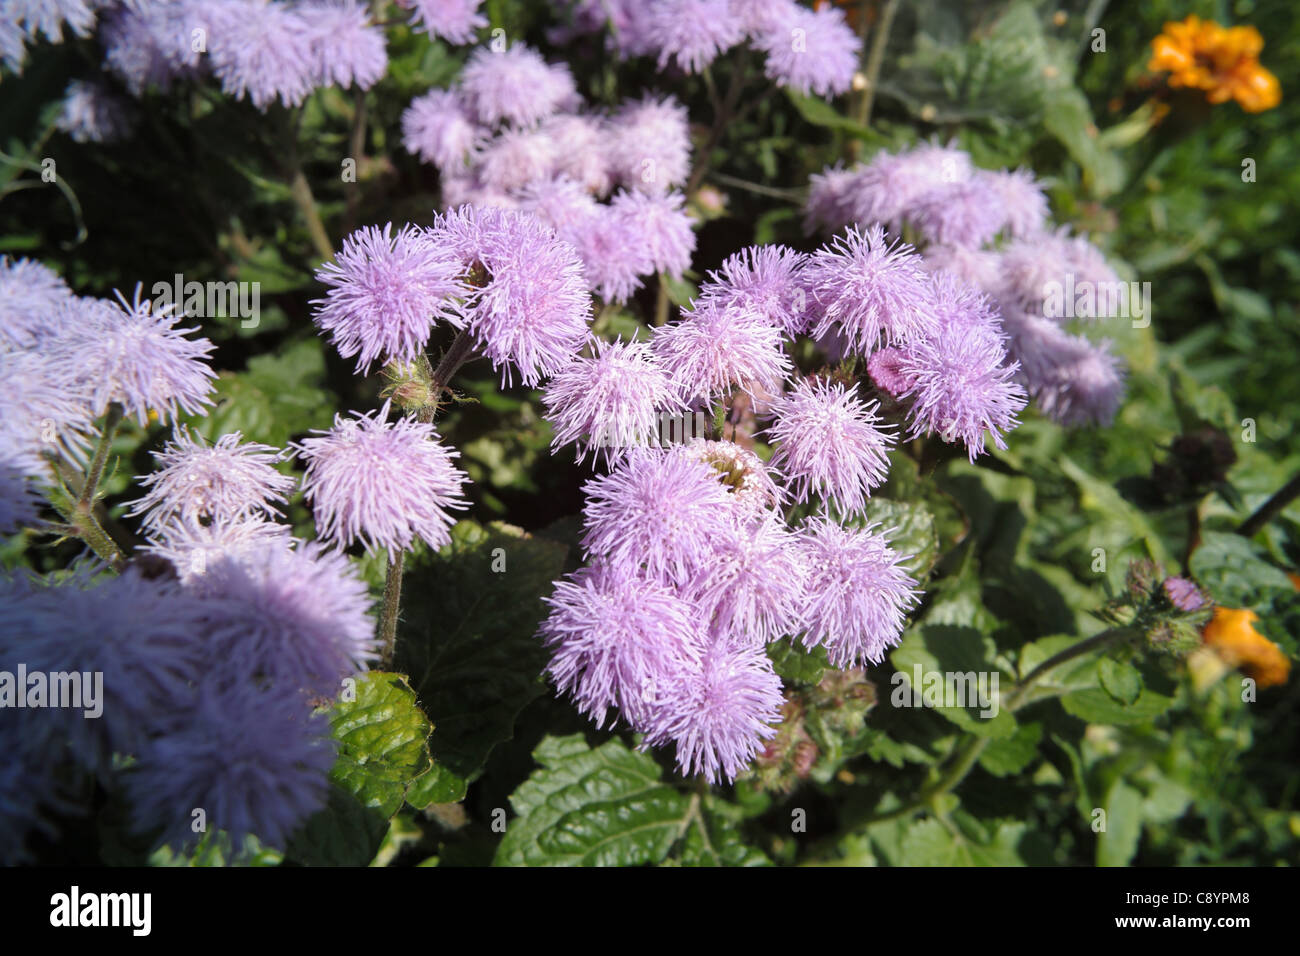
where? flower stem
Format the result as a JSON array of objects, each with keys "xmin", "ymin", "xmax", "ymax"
[
  {"xmin": 421, "ymin": 328, "xmax": 478, "ymax": 423},
  {"xmin": 1237, "ymin": 472, "xmax": 1300, "ymax": 539},
  {"xmin": 378, "ymin": 550, "xmax": 404, "ymax": 669},
  {"xmin": 290, "ymin": 168, "xmax": 335, "ymax": 262},
  {"xmin": 854, "ymin": 0, "xmax": 901, "ymax": 138},
  {"xmin": 79, "ymin": 403, "xmax": 123, "ymax": 510},
  {"xmin": 856, "ymin": 626, "xmax": 1132, "ymax": 826}
]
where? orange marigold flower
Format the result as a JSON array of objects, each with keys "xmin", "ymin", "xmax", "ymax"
[
  {"xmin": 1148, "ymin": 14, "xmax": 1281, "ymax": 113},
  {"xmin": 1202, "ymin": 607, "xmax": 1292, "ymax": 688}
]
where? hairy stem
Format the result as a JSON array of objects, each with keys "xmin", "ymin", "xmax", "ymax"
[
  {"xmin": 79, "ymin": 402, "xmax": 123, "ymax": 511},
  {"xmin": 289, "ymin": 168, "xmax": 335, "ymax": 262},
  {"xmin": 378, "ymin": 551, "xmax": 404, "ymax": 669}
]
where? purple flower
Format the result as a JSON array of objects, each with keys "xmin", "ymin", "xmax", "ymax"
[
  {"xmin": 0, "ymin": 255, "xmax": 73, "ymax": 350},
  {"xmin": 517, "ymin": 175, "xmax": 601, "ymax": 237},
  {"xmin": 1000, "ymin": 228, "xmax": 1120, "ymax": 318},
  {"xmin": 641, "ymin": 640, "xmax": 783, "ymax": 783},
  {"xmin": 803, "ymin": 163, "xmax": 864, "ymax": 234},
  {"xmin": 805, "ymin": 224, "xmax": 936, "ymax": 352},
  {"xmin": 293, "ymin": 403, "xmax": 469, "ymax": 558},
  {"xmin": 1163, "ymin": 577, "xmax": 1206, "ymax": 612},
  {"xmin": 896, "ymin": 274, "xmax": 1026, "ymax": 459},
  {"xmin": 699, "ymin": 244, "xmax": 811, "ymax": 338},
  {"xmin": 608, "ymin": 93, "xmax": 691, "ymax": 193},
  {"xmin": 1, "ymin": 16, "xmax": 26, "ymax": 73},
  {"xmin": 434, "ymin": 204, "xmax": 593, "ymax": 385},
  {"xmin": 402, "ymin": 89, "xmax": 479, "ymax": 171},
  {"xmin": 54, "ymin": 80, "xmax": 133, "ymax": 144},
  {"xmin": 754, "ymin": 3, "xmax": 860, "ymax": 97},
  {"xmin": 0, "ymin": 567, "xmax": 212, "ymax": 773},
  {"xmin": 910, "ymin": 178, "xmax": 1007, "ymax": 248},
  {"xmin": 0, "ymin": 460, "xmax": 41, "ymax": 534},
  {"xmin": 920, "ymin": 244, "xmax": 1006, "ymax": 296},
  {"xmin": 538, "ymin": 114, "xmax": 613, "ymax": 195},
  {"xmin": 459, "ymin": 43, "xmax": 577, "ymax": 128},
  {"xmin": 0, "ymin": 348, "xmax": 93, "ymax": 471},
  {"xmin": 648, "ymin": 0, "xmax": 745, "ymax": 74},
  {"xmin": 101, "ymin": 2, "xmax": 203, "ymax": 96},
  {"xmin": 684, "ymin": 511, "xmax": 805, "ymax": 646},
  {"xmin": 312, "ymin": 223, "xmax": 468, "ymax": 373},
  {"xmin": 299, "ymin": 0, "xmax": 388, "ymax": 91},
  {"xmin": 670, "ymin": 438, "xmax": 784, "ymax": 516},
  {"xmin": 609, "ymin": 189, "xmax": 696, "ymax": 279},
  {"xmin": 63, "ymin": 288, "xmax": 216, "ymax": 427},
  {"xmin": 142, "ymin": 516, "xmax": 293, "ymax": 583},
  {"xmin": 395, "ymin": 0, "xmax": 486, "ymax": 45},
  {"xmin": 796, "ymin": 517, "xmax": 919, "ymax": 667},
  {"xmin": 540, "ymin": 562, "xmax": 704, "ymax": 729},
  {"xmin": 867, "ymin": 346, "xmax": 913, "ymax": 399},
  {"xmin": 566, "ymin": 205, "xmax": 651, "ymax": 304},
  {"xmin": 580, "ymin": 447, "xmax": 737, "ymax": 586},
  {"xmin": 124, "ymin": 681, "xmax": 335, "ymax": 853},
  {"xmin": 653, "ymin": 299, "xmax": 792, "ymax": 402},
  {"xmin": 189, "ymin": 538, "xmax": 377, "ymax": 694},
  {"xmin": 979, "ymin": 168, "xmax": 1048, "ymax": 239},
  {"xmin": 551, "ymin": 0, "xmax": 656, "ymax": 58},
  {"xmin": 765, "ymin": 378, "xmax": 894, "ymax": 514},
  {"xmin": 541, "ymin": 337, "xmax": 685, "ymax": 465},
  {"xmin": 206, "ymin": 0, "xmax": 316, "ymax": 111},
  {"xmin": 6, "ymin": 0, "xmax": 96, "ymax": 43},
  {"xmin": 474, "ymin": 126, "xmax": 557, "ymax": 193},
  {"xmin": 999, "ymin": 307, "xmax": 1127, "ymax": 426},
  {"xmin": 129, "ymin": 428, "xmax": 295, "ymax": 533}
]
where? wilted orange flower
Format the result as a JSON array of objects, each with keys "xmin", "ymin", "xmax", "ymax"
[
  {"xmin": 1202, "ymin": 607, "xmax": 1291, "ymax": 688},
  {"xmin": 1149, "ymin": 15, "xmax": 1280, "ymax": 112}
]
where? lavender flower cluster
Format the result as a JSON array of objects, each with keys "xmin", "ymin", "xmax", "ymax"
[
  {"xmin": 806, "ymin": 142, "xmax": 1128, "ymax": 426},
  {"xmin": 0, "ymin": 253, "xmax": 477, "ymax": 861},
  {"xmin": 401, "ymin": 41, "xmax": 698, "ymax": 304},
  {"xmin": 550, "ymin": 0, "xmax": 862, "ymax": 97}
]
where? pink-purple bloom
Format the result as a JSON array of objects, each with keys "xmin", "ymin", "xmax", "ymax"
[
  {"xmin": 129, "ymin": 428, "xmax": 295, "ymax": 533},
  {"xmin": 653, "ymin": 299, "xmax": 792, "ymax": 402},
  {"xmin": 459, "ymin": 43, "xmax": 577, "ymax": 128},
  {"xmin": 541, "ymin": 337, "xmax": 685, "ymax": 465},
  {"xmin": 796, "ymin": 517, "xmax": 919, "ymax": 667},
  {"xmin": 805, "ymin": 224, "xmax": 936, "ymax": 352},
  {"xmin": 647, "ymin": 0, "xmax": 745, "ymax": 74},
  {"xmin": 312, "ymin": 222, "xmax": 469, "ymax": 373},
  {"xmin": 765, "ymin": 378, "xmax": 895, "ymax": 515},
  {"xmin": 753, "ymin": 3, "xmax": 860, "ymax": 97},
  {"xmin": 435, "ymin": 204, "xmax": 593, "ymax": 385},
  {"xmin": 607, "ymin": 94, "xmax": 691, "ymax": 193},
  {"xmin": 610, "ymin": 189, "xmax": 696, "ymax": 279},
  {"xmin": 699, "ymin": 244, "xmax": 811, "ymax": 338},
  {"xmin": 541, "ymin": 562, "xmax": 704, "ymax": 729},
  {"xmin": 640, "ymin": 639, "xmax": 784, "ymax": 783},
  {"xmin": 293, "ymin": 403, "xmax": 469, "ymax": 558},
  {"xmin": 395, "ymin": 0, "xmax": 486, "ymax": 44},
  {"xmin": 402, "ymin": 88, "xmax": 479, "ymax": 171}
]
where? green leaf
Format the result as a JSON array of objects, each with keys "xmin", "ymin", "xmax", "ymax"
[
  {"xmin": 900, "ymin": 819, "xmax": 1027, "ymax": 866},
  {"xmin": 1097, "ymin": 658, "xmax": 1142, "ymax": 705},
  {"xmin": 287, "ymin": 672, "xmax": 432, "ymax": 866},
  {"xmin": 1097, "ymin": 782, "xmax": 1142, "ymax": 867},
  {"xmin": 676, "ymin": 799, "xmax": 771, "ymax": 867},
  {"xmin": 398, "ymin": 521, "xmax": 570, "ymax": 802},
  {"xmin": 860, "ymin": 498, "xmax": 939, "ymax": 581},
  {"xmin": 1060, "ymin": 685, "xmax": 1174, "ymax": 726},
  {"xmin": 767, "ymin": 637, "xmax": 827, "ymax": 685},
  {"xmin": 1190, "ymin": 531, "xmax": 1296, "ymax": 608},
  {"xmin": 890, "ymin": 625, "xmax": 1016, "ymax": 738},
  {"xmin": 784, "ymin": 91, "xmax": 885, "ymax": 144},
  {"xmin": 494, "ymin": 735, "xmax": 689, "ymax": 867},
  {"xmin": 978, "ymin": 721, "xmax": 1043, "ymax": 777},
  {"xmin": 185, "ymin": 338, "xmax": 334, "ymax": 448}
]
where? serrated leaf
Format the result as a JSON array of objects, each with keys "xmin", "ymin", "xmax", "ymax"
[
  {"xmin": 1190, "ymin": 531, "xmax": 1296, "ymax": 607},
  {"xmin": 397, "ymin": 521, "xmax": 570, "ymax": 802},
  {"xmin": 1060, "ymin": 686, "xmax": 1173, "ymax": 726},
  {"xmin": 860, "ymin": 498, "xmax": 939, "ymax": 580},
  {"xmin": 978, "ymin": 720, "xmax": 1043, "ymax": 777},
  {"xmin": 767, "ymin": 637, "xmax": 827, "ymax": 685},
  {"xmin": 900, "ymin": 818, "xmax": 1027, "ymax": 866},
  {"xmin": 494, "ymin": 735, "xmax": 688, "ymax": 867},
  {"xmin": 287, "ymin": 672, "xmax": 432, "ymax": 866}
]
